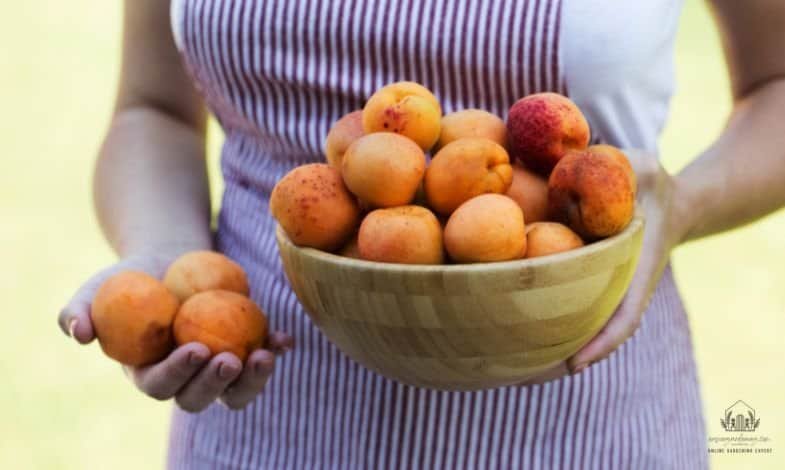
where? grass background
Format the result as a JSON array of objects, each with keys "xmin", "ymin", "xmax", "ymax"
[{"xmin": 1, "ymin": 1, "xmax": 782, "ymax": 468}]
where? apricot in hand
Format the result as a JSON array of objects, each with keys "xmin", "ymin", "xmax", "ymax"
[
  {"xmin": 91, "ymin": 271, "xmax": 179, "ymax": 366},
  {"xmin": 164, "ymin": 250, "xmax": 249, "ymax": 302},
  {"xmin": 173, "ymin": 290, "xmax": 268, "ymax": 362}
]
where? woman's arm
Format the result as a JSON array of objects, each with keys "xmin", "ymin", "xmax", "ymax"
[
  {"xmin": 568, "ymin": 0, "xmax": 785, "ymax": 373},
  {"xmin": 60, "ymin": 0, "xmax": 292, "ymax": 412},
  {"xmin": 95, "ymin": 0, "xmax": 211, "ymax": 257},
  {"xmin": 675, "ymin": 0, "xmax": 785, "ymax": 241}
]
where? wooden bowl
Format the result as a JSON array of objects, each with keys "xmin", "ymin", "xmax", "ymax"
[{"xmin": 276, "ymin": 215, "xmax": 644, "ymax": 391}]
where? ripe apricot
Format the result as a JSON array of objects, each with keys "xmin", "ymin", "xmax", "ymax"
[
  {"xmin": 507, "ymin": 93, "xmax": 590, "ymax": 174},
  {"xmin": 270, "ymin": 163, "xmax": 360, "ymax": 251},
  {"xmin": 505, "ymin": 164, "xmax": 549, "ymax": 223},
  {"xmin": 362, "ymin": 81, "xmax": 442, "ymax": 151},
  {"xmin": 437, "ymin": 109, "xmax": 507, "ymax": 150},
  {"xmin": 324, "ymin": 110, "xmax": 364, "ymax": 170},
  {"xmin": 173, "ymin": 290, "xmax": 267, "ymax": 362},
  {"xmin": 443, "ymin": 194, "xmax": 526, "ymax": 263},
  {"xmin": 548, "ymin": 149, "xmax": 634, "ymax": 238},
  {"xmin": 424, "ymin": 138, "xmax": 512, "ymax": 215},
  {"xmin": 164, "ymin": 251, "xmax": 249, "ymax": 302},
  {"xmin": 524, "ymin": 222, "xmax": 584, "ymax": 258},
  {"xmin": 342, "ymin": 132, "xmax": 426, "ymax": 208},
  {"xmin": 587, "ymin": 144, "xmax": 637, "ymax": 195},
  {"xmin": 91, "ymin": 271, "xmax": 179, "ymax": 366},
  {"xmin": 358, "ymin": 205, "xmax": 443, "ymax": 264}
]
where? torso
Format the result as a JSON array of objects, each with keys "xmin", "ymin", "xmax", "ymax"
[{"xmin": 167, "ymin": 1, "xmax": 707, "ymax": 468}]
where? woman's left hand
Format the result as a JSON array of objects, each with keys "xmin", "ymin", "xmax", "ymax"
[{"xmin": 567, "ymin": 149, "xmax": 690, "ymax": 374}]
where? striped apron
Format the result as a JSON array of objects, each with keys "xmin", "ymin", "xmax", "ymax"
[{"xmin": 168, "ymin": 1, "xmax": 708, "ymax": 468}]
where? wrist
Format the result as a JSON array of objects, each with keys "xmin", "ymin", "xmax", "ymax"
[{"xmin": 669, "ymin": 172, "xmax": 700, "ymax": 245}]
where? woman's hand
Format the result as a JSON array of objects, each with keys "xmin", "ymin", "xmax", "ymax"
[
  {"xmin": 567, "ymin": 149, "xmax": 689, "ymax": 374},
  {"xmin": 58, "ymin": 253, "xmax": 293, "ymax": 412}
]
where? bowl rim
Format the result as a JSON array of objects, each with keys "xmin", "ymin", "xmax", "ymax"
[{"xmin": 276, "ymin": 213, "xmax": 644, "ymax": 273}]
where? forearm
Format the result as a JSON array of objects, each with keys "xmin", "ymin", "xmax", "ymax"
[
  {"xmin": 94, "ymin": 106, "xmax": 212, "ymax": 257},
  {"xmin": 675, "ymin": 79, "xmax": 785, "ymax": 242}
]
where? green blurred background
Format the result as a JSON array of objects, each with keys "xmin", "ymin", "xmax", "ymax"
[{"xmin": 1, "ymin": 1, "xmax": 782, "ymax": 468}]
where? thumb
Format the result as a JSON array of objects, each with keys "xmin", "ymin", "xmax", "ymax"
[{"xmin": 58, "ymin": 293, "xmax": 96, "ymax": 345}]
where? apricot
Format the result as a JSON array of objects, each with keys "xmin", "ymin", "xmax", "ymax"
[
  {"xmin": 358, "ymin": 205, "xmax": 443, "ymax": 264},
  {"xmin": 338, "ymin": 234, "xmax": 361, "ymax": 259},
  {"xmin": 588, "ymin": 144, "xmax": 637, "ymax": 195},
  {"xmin": 443, "ymin": 194, "xmax": 526, "ymax": 263},
  {"xmin": 505, "ymin": 164, "xmax": 549, "ymax": 223},
  {"xmin": 362, "ymin": 81, "xmax": 442, "ymax": 151},
  {"xmin": 437, "ymin": 109, "xmax": 507, "ymax": 150},
  {"xmin": 507, "ymin": 92, "xmax": 590, "ymax": 174},
  {"xmin": 324, "ymin": 110, "xmax": 364, "ymax": 170},
  {"xmin": 91, "ymin": 271, "xmax": 179, "ymax": 366},
  {"xmin": 524, "ymin": 222, "xmax": 584, "ymax": 258},
  {"xmin": 342, "ymin": 132, "xmax": 426, "ymax": 208},
  {"xmin": 164, "ymin": 250, "xmax": 249, "ymax": 302},
  {"xmin": 424, "ymin": 138, "xmax": 513, "ymax": 215},
  {"xmin": 548, "ymin": 149, "xmax": 634, "ymax": 239},
  {"xmin": 173, "ymin": 290, "xmax": 267, "ymax": 362},
  {"xmin": 270, "ymin": 163, "xmax": 360, "ymax": 251}
]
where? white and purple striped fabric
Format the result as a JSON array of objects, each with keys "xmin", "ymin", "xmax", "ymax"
[{"xmin": 167, "ymin": 1, "xmax": 707, "ymax": 468}]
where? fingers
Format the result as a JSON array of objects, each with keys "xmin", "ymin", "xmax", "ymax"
[
  {"xmin": 267, "ymin": 331, "xmax": 294, "ymax": 354},
  {"xmin": 220, "ymin": 350, "xmax": 276, "ymax": 409},
  {"xmin": 129, "ymin": 343, "xmax": 211, "ymax": 400},
  {"xmin": 58, "ymin": 300, "xmax": 95, "ymax": 344},
  {"xmin": 175, "ymin": 352, "xmax": 243, "ymax": 412}
]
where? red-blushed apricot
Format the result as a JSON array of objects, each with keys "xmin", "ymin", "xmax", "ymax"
[
  {"xmin": 91, "ymin": 271, "xmax": 179, "ymax": 366},
  {"xmin": 424, "ymin": 138, "xmax": 513, "ymax": 215},
  {"xmin": 342, "ymin": 132, "xmax": 426, "ymax": 208},
  {"xmin": 524, "ymin": 222, "xmax": 584, "ymax": 258},
  {"xmin": 507, "ymin": 93, "xmax": 590, "ymax": 175},
  {"xmin": 164, "ymin": 251, "xmax": 249, "ymax": 302},
  {"xmin": 173, "ymin": 290, "xmax": 267, "ymax": 362},
  {"xmin": 362, "ymin": 81, "xmax": 442, "ymax": 151},
  {"xmin": 270, "ymin": 163, "xmax": 360, "ymax": 251},
  {"xmin": 548, "ymin": 150, "xmax": 635, "ymax": 238},
  {"xmin": 358, "ymin": 205, "xmax": 444, "ymax": 265},
  {"xmin": 437, "ymin": 109, "xmax": 507, "ymax": 150},
  {"xmin": 587, "ymin": 144, "xmax": 637, "ymax": 195},
  {"xmin": 324, "ymin": 110, "xmax": 364, "ymax": 170},
  {"xmin": 443, "ymin": 194, "xmax": 526, "ymax": 263},
  {"xmin": 505, "ymin": 164, "xmax": 549, "ymax": 223}
]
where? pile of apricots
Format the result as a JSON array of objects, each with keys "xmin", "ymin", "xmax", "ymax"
[
  {"xmin": 91, "ymin": 251, "xmax": 267, "ymax": 366},
  {"xmin": 272, "ymin": 81, "xmax": 636, "ymax": 265}
]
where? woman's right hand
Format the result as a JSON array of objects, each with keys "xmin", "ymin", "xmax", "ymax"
[{"xmin": 57, "ymin": 253, "xmax": 293, "ymax": 412}]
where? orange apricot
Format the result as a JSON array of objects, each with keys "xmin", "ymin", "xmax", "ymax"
[
  {"xmin": 164, "ymin": 250, "xmax": 249, "ymax": 302},
  {"xmin": 91, "ymin": 271, "xmax": 179, "ymax": 366},
  {"xmin": 437, "ymin": 109, "xmax": 507, "ymax": 150},
  {"xmin": 270, "ymin": 163, "xmax": 360, "ymax": 251},
  {"xmin": 342, "ymin": 132, "xmax": 426, "ymax": 208},
  {"xmin": 424, "ymin": 138, "xmax": 512, "ymax": 215},
  {"xmin": 362, "ymin": 81, "xmax": 442, "ymax": 151},
  {"xmin": 443, "ymin": 194, "xmax": 526, "ymax": 263},
  {"xmin": 358, "ymin": 205, "xmax": 443, "ymax": 264},
  {"xmin": 524, "ymin": 222, "xmax": 584, "ymax": 258},
  {"xmin": 587, "ymin": 144, "xmax": 637, "ymax": 195},
  {"xmin": 505, "ymin": 164, "xmax": 549, "ymax": 223},
  {"xmin": 324, "ymin": 110, "xmax": 364, "ymax": 170},
  {"xmin": 173, "ymin": 290, "xmax": 267, "ymax": 362}
]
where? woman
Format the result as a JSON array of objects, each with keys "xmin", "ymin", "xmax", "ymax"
[{"xmin": 59, "ymin": 0, "xmax": 785, "ymax": 468}]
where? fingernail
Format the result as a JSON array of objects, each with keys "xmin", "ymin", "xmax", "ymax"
[
  {"xmin": 218, "ymin": 363, "xmax": 240, "ymax": 379},
  {"xmin": 67, "ymin": 318, "xmax": 78, "ymax": 337},
  {"xmin": 571, "ymin": 363, "xmax": 587, "ymax": 375},
  {"xmin": 189, "ymin": 352, "xmax": 207, "ymax": 366}
]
